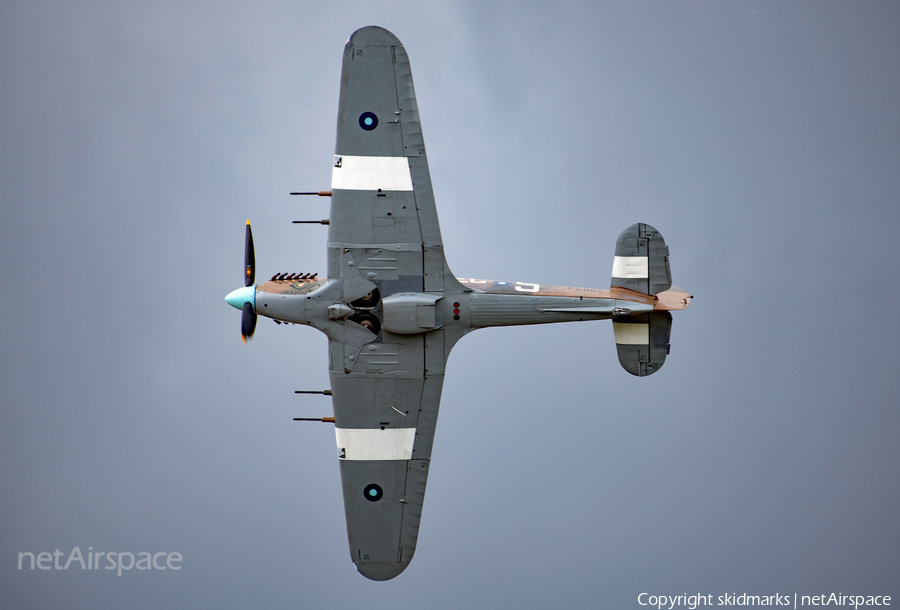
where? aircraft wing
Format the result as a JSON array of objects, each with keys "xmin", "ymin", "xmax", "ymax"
[
  {"xmin": 325, "ymin": 26, "xmax": 460, "ymax": 581},
  {"xmin": 327, "ymin": 25, "xmax": 445, "ymax": 294},
  {"xmin": 328, "ymin": 340, "xmax": 447, "ymax": 581}
]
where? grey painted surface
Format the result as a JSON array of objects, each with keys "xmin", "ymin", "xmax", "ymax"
[
  {"xmin": 2, "ymin": 2, "xmax": 899, "ymax": 608},
  {"xmin": 615, "ymin": 311, "xmax": 673, "ymax": 377},
  {"xmin": 326, "ymin": 25, "xmax": 462, "ymax": 580}
]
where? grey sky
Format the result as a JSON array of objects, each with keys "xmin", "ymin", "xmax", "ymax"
[{"xmin": 2, "ymin": 1, "xmax": 898, "ymax": 608}]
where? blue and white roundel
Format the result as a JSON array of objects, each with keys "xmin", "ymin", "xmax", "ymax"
[
  {"xmin": 359, "ymin": 112, "xmax": 378, "ymax": 131},
  {"xmin": 363, "ymin": 483, "xmax": 383, "ymax": 502}
]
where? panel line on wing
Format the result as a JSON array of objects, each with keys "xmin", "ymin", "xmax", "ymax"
[{"xmin": 327, "ymin": 242, "xmax": 422, "ymax": 251}]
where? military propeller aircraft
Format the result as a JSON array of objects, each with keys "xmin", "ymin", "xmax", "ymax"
[{"xmin": 225, "ymin": 26, "xmax": 691, "ymax": 581}]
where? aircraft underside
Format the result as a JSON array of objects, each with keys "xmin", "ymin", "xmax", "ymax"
[{"xmin": 224, "ymin": 26, "xmax": 691, "ymax": 580}]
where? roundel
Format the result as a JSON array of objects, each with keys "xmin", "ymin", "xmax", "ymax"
[
  {"xmin": 359, "ymin": 112, "xmax": 378, "ymax": 131},
  {"xmin": 363, "ymin": 484, "xmax": 383, "ymax": 502}
]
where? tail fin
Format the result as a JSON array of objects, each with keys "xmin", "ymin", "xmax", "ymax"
[
  {"xmin": 610, "ymin": 223, "xmax": 677, "ymax": 376},
  {"xmin": 610, "ymin": 223, "xmax": 671, "ymax": 296},
  {"xmin": 613, "ymin": 311, "xmax": 672, "ymax": 376}
]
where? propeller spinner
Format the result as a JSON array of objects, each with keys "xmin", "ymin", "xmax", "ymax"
[{"xmin": 225, "ymin": 220, "xmax": 258, "ymax": 343}]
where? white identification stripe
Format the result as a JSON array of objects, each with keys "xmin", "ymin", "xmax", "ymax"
[
  {"xmin": 335, "ymin": 428, "xmax": 416, "ymax": 461},
  {"xmin": 611, "ymin": 256, "xmax": 648, "ymax": 279},
  {"xmin": 613, "ymin": 322, "xmax": 650, "ymax": 345},
  {"xmin": 331, "ymin": 156, "xmax": 413, "ymax": 191}
]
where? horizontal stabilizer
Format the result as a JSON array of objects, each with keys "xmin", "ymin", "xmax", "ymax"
[
  {"xmin": 610, "ymin": 223, "xmax": 671, "ymax": 295},
  {"xmin": 613, "ymin": 311, "xmax": 672, "ymax": 376}
]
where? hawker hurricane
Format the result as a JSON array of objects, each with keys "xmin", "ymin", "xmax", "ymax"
[{"xmin": 225, "ymin": 26, "xmax": 691, "ymax": 581}]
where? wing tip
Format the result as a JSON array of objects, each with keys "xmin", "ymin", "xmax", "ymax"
[
  {"xmin": 355, "ymin": 560, "xmax": 409, "ymax": 581},
  {"xmin": 349, "ymin": 26, "xmax": 403, "ymax": 48}
]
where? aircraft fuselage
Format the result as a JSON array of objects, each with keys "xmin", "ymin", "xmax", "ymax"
[{"xmin": 250, "ymin": 275, "xmax": 690, "ymax": 333}]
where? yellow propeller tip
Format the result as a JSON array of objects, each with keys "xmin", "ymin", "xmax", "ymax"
[{"xmin": 246, "ymin": 219, "xmax": 251, "ymax": 225}]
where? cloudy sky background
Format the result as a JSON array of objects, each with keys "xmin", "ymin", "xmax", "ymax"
[{"xmin": 2, "ymin": 1, "xmax": 898, "ymax": 608}]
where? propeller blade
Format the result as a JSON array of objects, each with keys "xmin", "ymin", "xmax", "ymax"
[
  {"xmin": 244, "ymin": 220, "xmax": 255, "ymax": 286},
  {"xmin": 241, "ymin": 302, "xmax": 257, "ymax": 342}
]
